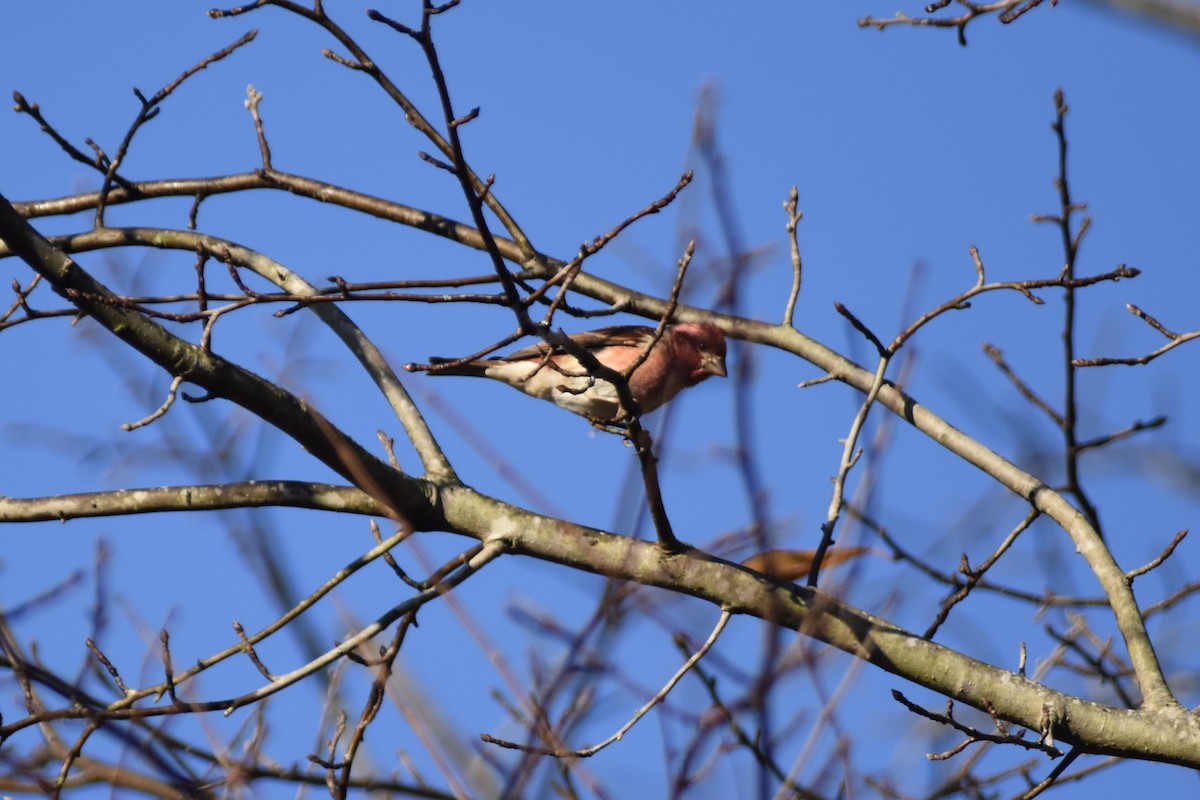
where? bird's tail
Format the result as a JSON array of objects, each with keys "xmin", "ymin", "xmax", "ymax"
[{"xmin": 425, "ymin": 357, "xmax": 491, "ymax": 377}]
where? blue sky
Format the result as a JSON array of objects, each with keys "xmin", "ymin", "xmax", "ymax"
[{"xmin": 2, "ymin": 2, "xmax": 1200, "ymax": 798}]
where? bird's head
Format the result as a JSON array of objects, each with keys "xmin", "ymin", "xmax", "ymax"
[{"xmin": 674, "ymin": 322, "xmax": 728, "ymax": 385}]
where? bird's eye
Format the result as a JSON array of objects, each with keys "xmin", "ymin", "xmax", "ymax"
[{"xmin": 698, "ymin": 343, "xmax": 708, "ymax": 352}]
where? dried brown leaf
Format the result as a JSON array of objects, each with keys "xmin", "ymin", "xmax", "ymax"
[{"xmin": 741, "ymin": 547, "xmax": 871, "ymax": 582}]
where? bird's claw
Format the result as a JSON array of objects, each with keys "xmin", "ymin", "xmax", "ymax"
[{"xmin": 587, "ymin": 416, "xmax": 630, "ymax": 437}]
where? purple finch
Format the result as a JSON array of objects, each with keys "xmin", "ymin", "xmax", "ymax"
[{"xmin": 422, "ymin": 323, "xmax": 727, "ymax": 422}]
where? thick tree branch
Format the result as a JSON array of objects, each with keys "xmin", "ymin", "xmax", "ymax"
[
  {"xmin": 0, "ymin": 482, "xmax": 377, "ymax": 522},
  {"xmin": 437, "ymin": 484, "xmax": 1200, "ymax": 768},
  {"xmin": 6, "ymin": 471, "xmax": 1199, "ymax": 768}
]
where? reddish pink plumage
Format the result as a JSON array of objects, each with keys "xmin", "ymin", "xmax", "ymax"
[{"xmin": 425, "ymin": 322, "xmax": 727, "ymax": 422}]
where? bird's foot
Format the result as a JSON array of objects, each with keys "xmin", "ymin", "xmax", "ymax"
[{"xmin": 587, "ymin": 416, "xmax": 630, "ymax": 437}]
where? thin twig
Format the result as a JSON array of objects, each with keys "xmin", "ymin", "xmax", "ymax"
[
  {"xmin": 782, "ymin": 185, "xmax": 804, "ymax": 328},
  {"xmin": 244, "ymin": 84, "xmax": 273, "ymax": 170},
  {"xmin": 891, "ymin": 690, "xmax": 1062, "ymax": 757},
  {"xmin": 481, "ymin": 612, "xmax": 731, "ymax": 758},
  {"xmin": 1126, "ymin": 530, "xmax": 1187, "ymax": 581},
  {"xmin": 857, "ymin": 0, "xmax": 1046, "ymax": 46},
  {"xmin": 1075, "ymin": 304, "xmax": 1200, "ymax": 366},
  {"xmin": 983, "ymin": 343, "xmax": 1064, "ymax": 427},
  {"xmin": 924, "ymin": 509, "xmax": 1040, "ymax": 639},
  {"xmin": 1041, "ymin": 89, "xmax": 1102, "ymax": 535},
  {"xmin": 95, "ymin": 31, "xmax": 258, "ymax": 226},
  {"xmin": 808, "ymin": 354, "xmax": 890, "ymax": 586}
]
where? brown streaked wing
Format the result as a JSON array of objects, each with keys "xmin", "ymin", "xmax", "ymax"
[{"xmin": 498, "ymin": 325, "xmax": 655, "ymax": 362}]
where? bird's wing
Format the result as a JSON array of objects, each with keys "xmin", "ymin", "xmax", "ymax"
[{"xmin": 498, "ymin": 326, "xmax": 654, "ymax": 362}]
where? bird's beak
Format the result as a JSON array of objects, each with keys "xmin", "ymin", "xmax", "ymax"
[{"xmin": 703, "ymin": 351, "xmax": 727, "ymax": 378}]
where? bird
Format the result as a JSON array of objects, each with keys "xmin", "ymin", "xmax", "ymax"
[{"xmin": 419, "ymin": 322, "xmax": 727, "ymax": 423}]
